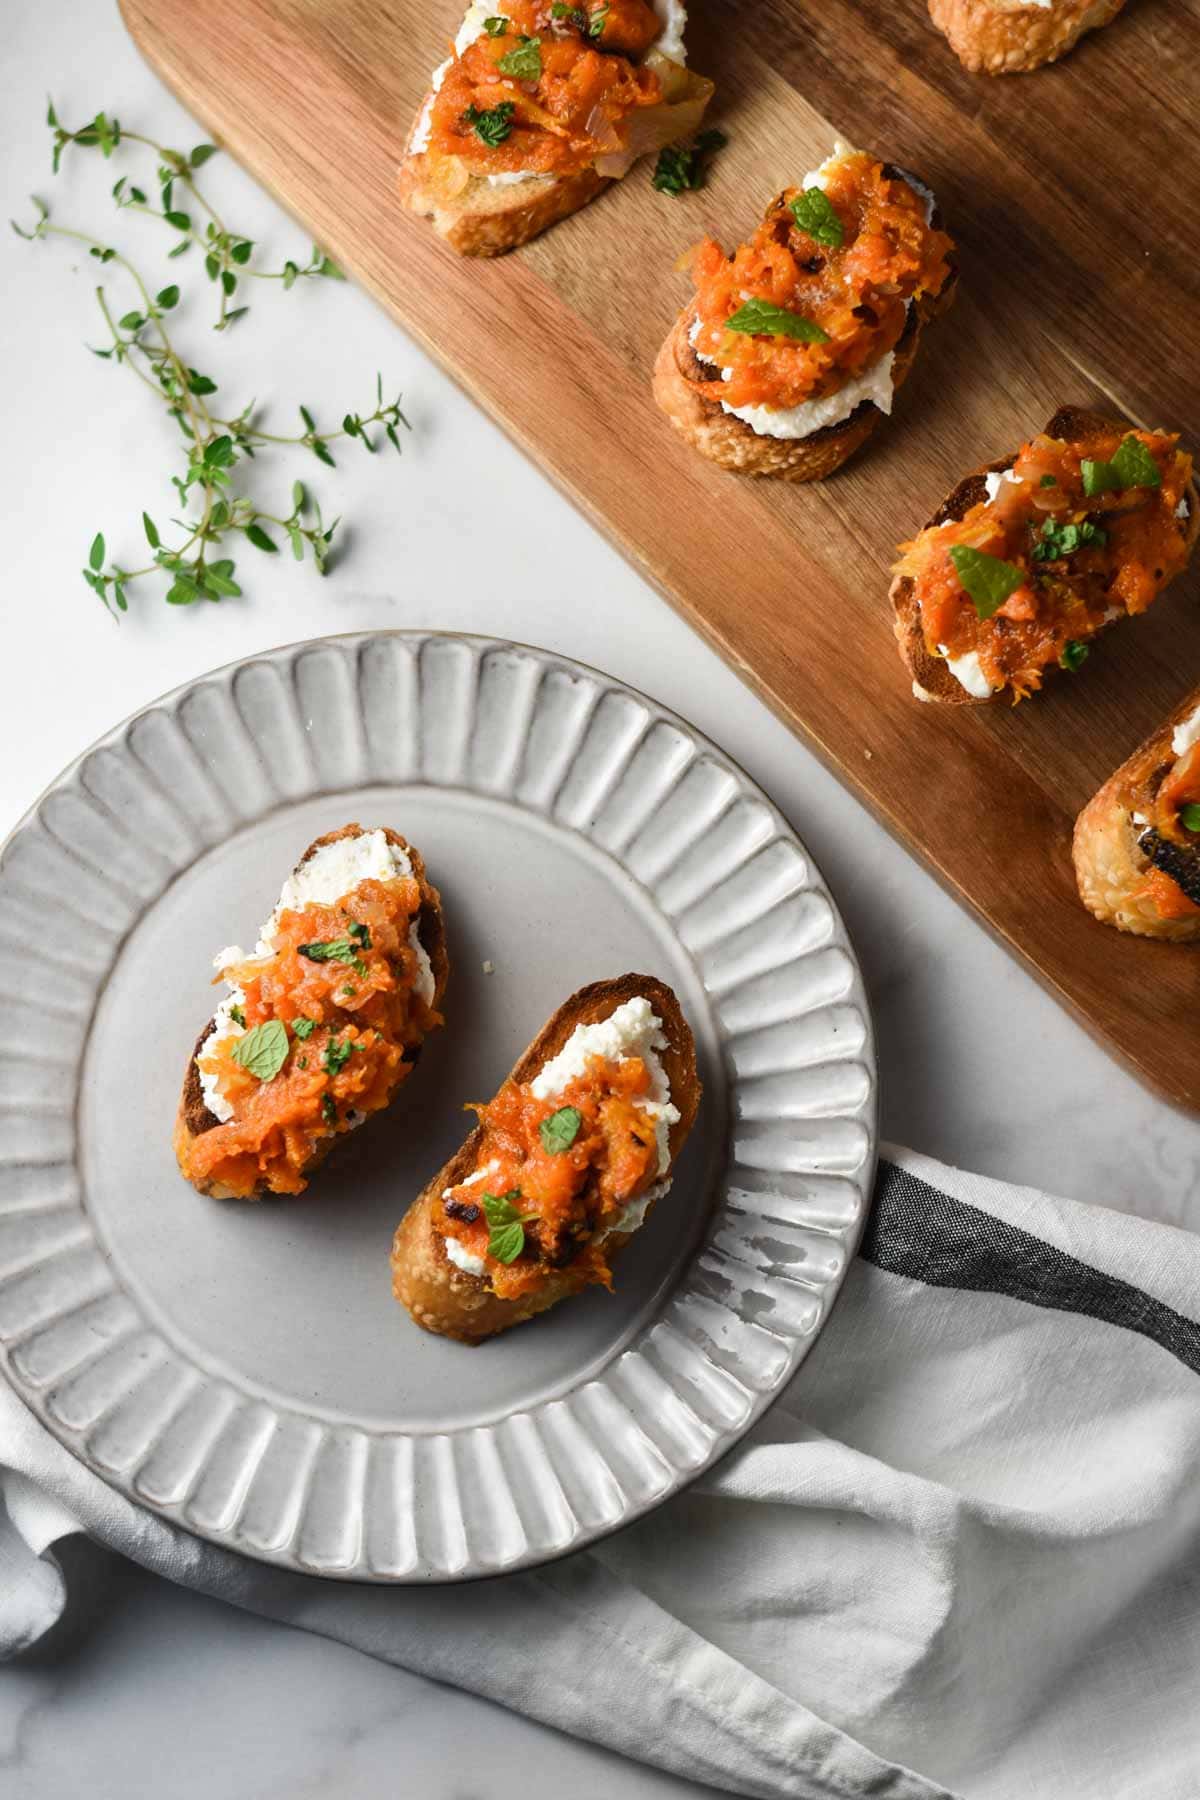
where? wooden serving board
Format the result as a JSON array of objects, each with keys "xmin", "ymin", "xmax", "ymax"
[{"xmin": 121, "ymin": 0, "xmax": 1200, "ymax": 1109}]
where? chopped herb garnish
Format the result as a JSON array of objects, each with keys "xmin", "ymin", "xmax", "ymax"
[
  {"xmin": 1059, "ymin": 640, "xmax": 1090, "ymax": 672},
  {"xmin": 298, "ymin": 1055, "xmax": 308, "ymax": 1069},
  {"xmin": 321, "ymin": 1093, "xmax": 338, "ymax": 1126},
  {"xmin": 1081, "ymin": 434, "xmax": 1163, "ymax": 498},
  {"xmin": 229, "ymin": 1018, "xmax": 289, "ymax": 1081},
  {"xmin": 463, "ymin": 101, "xmax": 516, "ymax": 146},
  {"xmin": 725, "ymin": 297, "xmax": 829, "ymax": 343},
  {"xmin": 297, "ymin": 936, "xmax": 368, "ymax": 976},
  {"xmin": 651, "ymin": 128, "xmax": 727, "ymax": 197},
  {"xmin": 323, "ymin": 1035, "xmax": 354, "ymax": 1075},
  {"xmin": 229, "ymin": 1003, "xmax": 246, "ymax": 1027},
  {"xmin": 483, "ymin": 14, "xmax": 509, "ymax": 33},
  {"xmin": 1032, "ymin": 517, "xmax": 1108, "ymax": 562},
  {"xmin": 947, "ymin": 544, "xmax": 1026, "ymax": 619},
  {"xmin": 291, "ymin": 1016, "xmax": 316, "ymax": 1040},
  {"xmin": 340, "ymin": 984, "xmax": 357, "ymax": 998},
  {"xmin": 348, "ymin": 921, "xmax": 371, "ymax": 948},
  {"xmin": 498, "ymin": 34, "xmax": 542, "ymax": 79},
  {"xmin": 1181, "ymin": 803, "xmax": 1200, "ymax": 833},
  {"xmin": 1039, "ymin": 475, "xmax": 1057, "ymax": 489},
  {"xmin": 551, "ymin": 1, "xmax": 608, "ymax": 32},
  {"xmin": 788, "ymin": 185, "xmax": 844, "ymax": 248},
  {"xmin": 482, "ymin": 1189, "xmax": 536, "ymax": 1263},
  {"xmin": 539, "ymin": 1105, "xmax": 583, "ymax": 1153}
]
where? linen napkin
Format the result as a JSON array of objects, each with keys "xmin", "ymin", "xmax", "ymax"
[{"xmin": 4, "ymin": 1144, "xmax": 1200, "ymax": 1800}]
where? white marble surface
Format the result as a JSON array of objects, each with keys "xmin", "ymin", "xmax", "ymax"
[{"xmin": 1, "ymin": 0, "xmax": 1197, "ymax": 1793}]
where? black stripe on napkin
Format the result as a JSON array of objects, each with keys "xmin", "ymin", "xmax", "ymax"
[{"xmin": 863, "ymin": 1160, "xmax": 1200, "ymax": 1376}]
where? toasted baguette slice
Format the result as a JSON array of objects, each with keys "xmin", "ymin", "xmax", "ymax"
[
  {"xmin": 653, "ymin": 166, "xmax": 956, "ymax": 482},
  {"xmin": 1074, "ymin": 691, "xmax": 1200, "ymax": 941},
  {"xmin": 391, "ymin": 974, "xmax": 699, "ymax": 1343},
  {"xmin": 929, "ymin": 0, "xmax": 1125, "ymax": 73},
  {"xmin": 398, "ymin": 155, "xmax": 610, "ymax": 258},
  {"xmin": 175, "ymin": 825, "xmax": 449, "ymax": 1200},
  {"xmin": 891, "ymin": 405, "xmax": 1200, "ymax": 705}
]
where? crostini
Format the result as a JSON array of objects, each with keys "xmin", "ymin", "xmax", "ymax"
[
  {"xmin": 175, "ymin": 825, "xmax": 448, "ymax": 1200},
  {"xmin": 929, "ymin": 0, "xmax": 1125, "ymax": 75},
  {"xmin": 892, "ymin": 406, "xmax": 1198, "ymax": 704},
  {"xmin": 391, "ymin": 975, "xmax": 699, "ymax": 1343},
  {"xmin": 653, "ymin": 145, "xmax": 956, "ymax": 482},
  {"xmin": 400, "ymin": 1, "xmax": 712, "ymax": 257},
  {"xmin": 1074, "ymin": 689, "xmax": 1200, "ymax": 941}
]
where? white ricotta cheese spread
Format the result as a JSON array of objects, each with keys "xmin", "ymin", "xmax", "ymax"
[
  {"xmin": 198, "ymin": 829, "xmax": 433, "ymax": 1118},
  {"xmin": 530, "ymin": 995, "xmax": 679, "ymax": 1172},
  {"xmin": 937, "ymin": 645, "xmax": 995, "ymax": 699},
  {"xmin": 445, "ymin": 1237, "xmax": 488, "ymax": 1276},
  {"xmin": 983, "ymin": 468, "xmax": 1021, "ymax": 503},
  {"xmin": 1171, "ymin": 704, "xmax": 1200, "ymax": 759}
]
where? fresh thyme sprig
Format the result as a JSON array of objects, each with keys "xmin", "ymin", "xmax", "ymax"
[{"xmin": 13, "ymin": 104, "xmax": 411, "ymax": 617}]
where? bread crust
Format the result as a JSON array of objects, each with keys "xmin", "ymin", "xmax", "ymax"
[
  {"xmin": 652, "ymin": 173, "xmax": 957, "ymax": 482},
  {"xmin": 174, "ymin": 825, "xmax": 449, "ymax": 1201},
  {"xmin": 398, "ymin": 130, "xmax": 609, "ymax": 257},
  {"xmin": 929, "ymin": 0, "xmax": 1125, "ymax": 74},
  {"xmin": 1073, "ymin": 688, "xmax": 1200, "ymax": 942},
  {"xmin": 890, "ymin": 405, "xmax": 1200, "ymax": 705},
  {"xmin": 391, "ymin": 973, "xmax": 700, "ymax": 1344}
]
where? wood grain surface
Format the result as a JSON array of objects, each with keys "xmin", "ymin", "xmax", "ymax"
[{"xmin": 119, "ymin": 0, "xmax": 1200, "ymax": 1110}]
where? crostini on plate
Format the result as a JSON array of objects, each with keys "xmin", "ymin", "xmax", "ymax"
[
  {"xmin": 1074, "ymin": 689, "xmax": 1200, "ymax": 941},
  {"xmin": 653, "ymin": 144, "xmax": 956, "ymax": 481},
  {"xmin": 891, "ymin": 406, "xmax": 1198, "ymax": 704},
  {"xmin": 400, "ymin": 0, "xmax": 712, "ymax": 256},
  {"xmin": 175, "ymin": 825, "xmax": 448, "ymax": 1200},
  {"xmin": 391, "ymin": 975, "xmax": 699, "ymax": 1343},
  {"xmin": 929, "ymin": 0, "xmax": 1125, "ymax": 74}
]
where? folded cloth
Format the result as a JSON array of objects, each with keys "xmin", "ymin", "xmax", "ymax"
[{"xmin": 5, "ymin": 1145, "xmax": 1200, "ymax": 1799}]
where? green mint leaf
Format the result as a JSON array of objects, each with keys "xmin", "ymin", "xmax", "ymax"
[
  {"xmin": 1080, "ymin": 457, "xmax": 1119, "ymax": 498},
  {"xmin": 484, "ymin": 14, "xmax": 509, "ymax": 32},
  {"xmin": 1032, "ymin": 517, "xmax": 1107, "ymax": 562},
  {"xmin": 88, "ymin": 531, "xmax": 105, "ymax": 571},
  {"xmin": 482, "ymin": 1189, "xmax": 525, "ymax": 1227},
  {"xmin": 539, "ymin": 1105, "xmax": 583, "ymax": 1153},
  {"xmin": 463, "ymin": 101, "xmax": 516, "ymax": 146},
  {"xmin": 143, "ymin": 512, "xmax": 160, "ymax": 549},
  {"xmin": 487, "ymin": 1220, "xmax": 526, "ymax": 1263},
  {"xmin": 1180, "ymin": 803, "xmax": 1200, "ymax": 833},
  {"xmin": 725, "ymin": 298, "xmax": 829, "ymax": 343},
  {"xmin": 298, "ymin": 936, "xmax": 364, "ymax": 966},
  {"xmin": 1059, "ymin": 640, "xmax": 1090, "ymax": 672},
  {"xmin": 155, "ymin": 284, "xmax": 180, "ymax": 309},
  {"xmin": 190, "ymin": 143, "xmax": 218, "ymax": 167},
  {"xmin": 1111, "ymin": 433, "xmax": 1162, "ymax": 491},
  {"xmin": 498, "ymin": 34, "xmax": 542, "ymax": 78},
  {"xmin": 291, "ymin": 1017, "xmax": 316, "ymax": 1039},
  {"xmin": 230, "ymin": 1018, "xmax": 289, "ymax": 1081},
  {"xmin": 322, "ymin": 1035, "xmax": 354, "ymax": 1075},
  {"xmin": 789, "ymin": 185, "xmax": 844, "ymax": 247},
  {"xmin": 652, "ymin": 128, "xmax": 726, "ymax": 197},
  {"xmin": 245, "ymin": 523, "xmax": 277, "ymax": 552},
  {"xmin": 947, "ymin": 544, "xmax": 1025, "ymax": 619}
]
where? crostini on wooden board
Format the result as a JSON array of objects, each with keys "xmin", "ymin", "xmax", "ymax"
[
  {"xmin": 891, "ymin": 407, "xmax": 1198, "ymax": 704},
  {"xmin": 400, "ymin": 0, "xmax": 712, "ymax": 256},
  {"xmin": 175, "ymin": 825, "xmax": 448, "ymax": 1200},
  {"xmin": 928, "ymin": 0, "xmax": 1126, "ymax": 74},
  {"xmin": 1075, "ymin": 690, "xmax": 1200, "ymax": 942},
  {"xmin": 653, "ymin": 144, "xmax": 956, "ymax": 482},
  {"xmin": 391, "ymin": 975, "xmax": 699, "ymax": 1344}
]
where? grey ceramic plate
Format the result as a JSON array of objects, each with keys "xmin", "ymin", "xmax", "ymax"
[{"xmin": 0, "ymin": 632, "xmax": 876, "ymax": 1581}]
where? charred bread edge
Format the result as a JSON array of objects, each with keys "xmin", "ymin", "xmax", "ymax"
[
  {"xmin": 175, "ymin": 825, "xmax": 448, "ymax": 1193},
  {"xmin": 390, "ymin": 973, "xmax": 700, "ymax": 1343},
  {"xmin": 891, "ymin": 404, "xmax": 1200, "ymax": 705}
]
